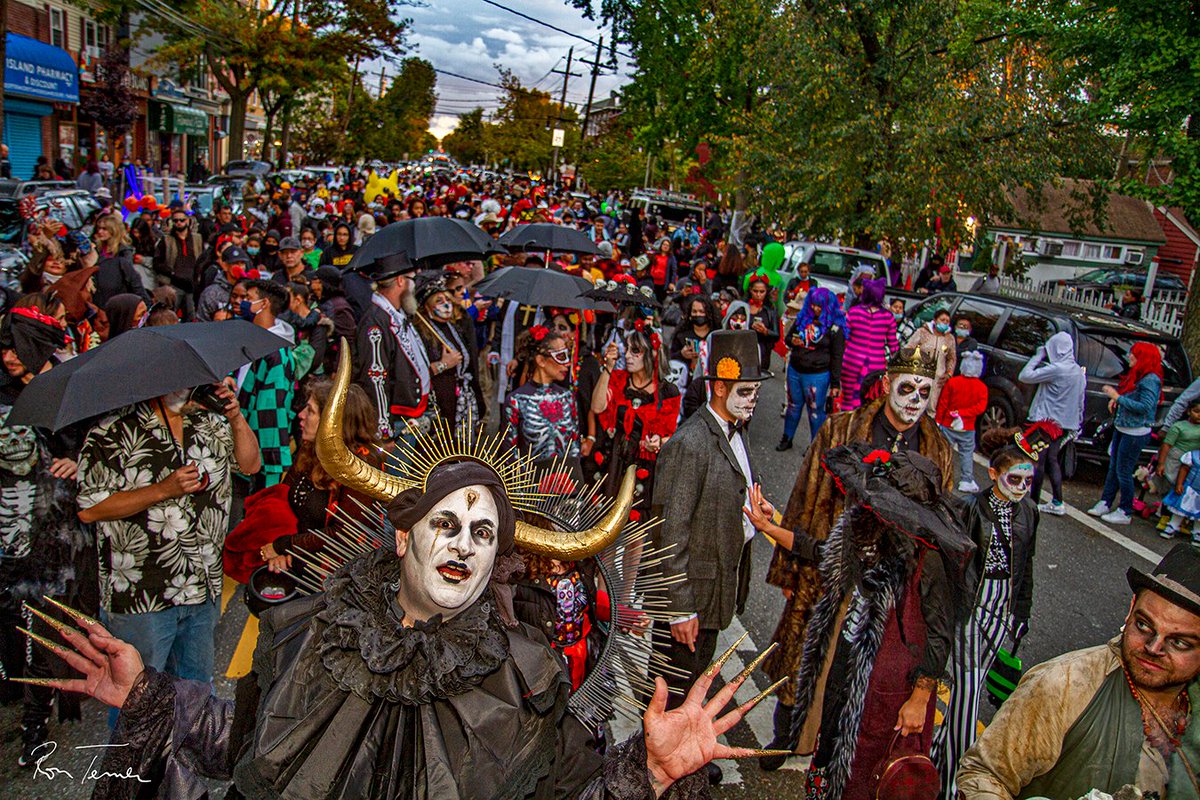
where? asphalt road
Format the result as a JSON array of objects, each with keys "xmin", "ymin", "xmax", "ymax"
[{"xmin": 0, "ymin": 351, "xmax": 1174, "ymax": 798}]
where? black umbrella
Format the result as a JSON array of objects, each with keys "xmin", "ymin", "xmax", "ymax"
[
  {"xmin": 498, "ymin": 223, "xmax": 603, "ymax": 256},
  {"xmin": 346, "ymin": 217, "xmax": 507, "ymax": 274},
  {"xmin": 7, "ymin": 320, "xmax": 291, "ymax": 431},
  {"xmin": 473, "ymin": 266, "xmax": 612, "ymax": 311}
]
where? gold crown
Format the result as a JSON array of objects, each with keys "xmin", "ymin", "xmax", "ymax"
[{"xmin": 887, "ymin": 346, "xmax": 939, "ymax": 379}]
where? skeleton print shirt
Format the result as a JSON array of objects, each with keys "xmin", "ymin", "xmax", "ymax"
[
  {"xmin": 78, "ymin": 403, "xmax": 234, "ymax": 613},
  {"xmin": 504, "ymin": 381, "xmax": 580, "ymax": 464}
]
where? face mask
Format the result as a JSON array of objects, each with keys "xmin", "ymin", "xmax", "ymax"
[
  {"xmin": 894, "ymin": 311, "xmax": 904, "ymax": 321},
  {"xmin": 237, "ymin": 299, "xmax": 258, "ymax": 321},
  {"xmin": 163, "ymin": 388, "xmax": 190, "ymax": 414},
  {"xmin": 42, "ymin": 273, "xmax": 61, "ymax": 285},
  {"xmin": 302, "ymin": 241, "xmax": 315, "ymax": 251},
  {"xmin": 887, "ymin": 373, "xmax": 934, "ymax": 424},
  {"xmin": 247, "ymin": 246, "xmax": 260, "ymax": 256},
  {"xmin": 397, "ymin": 486, "xmax": 499, "ymax": 622},
  {"xmin": 996, "ymin": 462, "xmax": 1034, "ymax": 503},
  {"xmin": 955, "ymin": 327, "xmax": 970, "ymax": 339},
  {"xmin": 432, "ymin": 300, "xmax": 454, "ymax": 320},
  {"xmin": 690, "ymin": 315, "xmax": 708, "ymax": 326},
  {"xmin": 724, "ymin": 380, "xmax": 761, "ymax": 422},
  {"xmin": 935, "ymin": 322, "xmax": 951, "ymax": 334}
]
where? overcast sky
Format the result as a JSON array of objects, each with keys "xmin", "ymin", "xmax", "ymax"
[{"xmin": 389, "ymin": 0, "xmax": 632, "ymax": 139}]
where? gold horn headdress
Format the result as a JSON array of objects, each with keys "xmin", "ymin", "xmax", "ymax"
[{"xmin": 316, "ymin": 342, "xmax": 636, "ymax": 560}]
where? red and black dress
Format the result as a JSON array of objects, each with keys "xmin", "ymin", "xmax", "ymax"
[{"xmin": 594, "ymin": 370, "xmax": 681, "ymax": 515}]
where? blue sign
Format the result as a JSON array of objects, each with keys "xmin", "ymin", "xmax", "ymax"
[{"xmin": 4, "ymin": 33, "xmax": 79, "ymax": 104}]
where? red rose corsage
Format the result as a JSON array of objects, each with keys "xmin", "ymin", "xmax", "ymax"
[
  {"xmin": 531, "ymin": 325, "xmax": 549, "ymax": 341},
  {"xmin": 863, "ymin": 450, "xmax": 891, "ymax": 465}
]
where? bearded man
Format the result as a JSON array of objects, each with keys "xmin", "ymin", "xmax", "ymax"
[
  {"xmin": 957, "ymin": 544, "xmax": 1200, "ymax": 799},
  {"xmin": 759, "ymin": 347, "xmax": 956, "ymax": 768},
  {"xmin": 16, "ymin": 350, "xmax": 781, "ymax": 799}
]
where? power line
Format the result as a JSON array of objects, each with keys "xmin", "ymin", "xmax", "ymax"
[
  {"xmin": 432, "ymin": 67, "xmax": 580, "ymax": 108},
  {"xmin": 471, "ymin": 0, "xmax": 635, "ymax": 61}
]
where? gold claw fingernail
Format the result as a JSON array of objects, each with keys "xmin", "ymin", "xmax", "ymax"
[
  {"xmin": 740, "ymin": 677, "xmax": 788, "ymax": 712},
  {"xmin": 25, "ymin": 605, "xmax": 80, "ymax": 639},
  {"xmin": 738, "ymin": 749, "xmax": 792, "ymax": 758},
  {"xmin": 705, "ymin": 630, "xmax": 750, "ymax": 678},
  {"xmin": 7, "ymin": 677, "xmax": 62, "ymax": 687},
  {"xmin": 16, "ymin": 626, "xmax": 71, "ymax": 658},
  {"xmin": 731, "ymin": 643, "xmax": 778, "ymax": 686},
  {"xmin": 41, "ymin": 596, "xmax": 101, "ymax": 629}
]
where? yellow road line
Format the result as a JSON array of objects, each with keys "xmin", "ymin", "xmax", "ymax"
[{"xmin": 226, "ymin": 614, "xmax": 259, "ymax": 679}]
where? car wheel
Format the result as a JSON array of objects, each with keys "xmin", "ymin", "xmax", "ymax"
[{"xmin": 977, "ymin": 394, "xmax": 1015, "ymax": 443}]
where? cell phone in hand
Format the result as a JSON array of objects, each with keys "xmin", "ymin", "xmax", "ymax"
[{"xmin": 188, "ymin": 383, "xmax": 228, "ymax": 414}]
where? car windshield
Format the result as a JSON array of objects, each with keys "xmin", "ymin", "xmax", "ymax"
[
  {"xmin": 0, "ymin": 180, "xmax": 21, "ymax": 198},
  {"xmin": 1077, "ymin": 333, "xmax": 1191, "ymax": 389},
  {"xmin": 1076, "ymin": 269, "xmax": 1112, "ymax": 283},
  {"xmin": 0, "ymin": 199, "xmax": 25, "ymax": 244},
  {"xmin": 809, "ymin": 249, "xmax": 884, "ymax": 279}
]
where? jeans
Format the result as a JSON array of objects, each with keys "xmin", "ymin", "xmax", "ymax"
[
  {"xmin": 939, "ymin": 425, "xmax": 977, "ymax": 485},
  {"xmin": 784, "ymin": 367, "xmax": 831, "ymax": 441},
  {"xmin": 1101, "ymin": 429, "xmax": 1152, "ymax": 514}
]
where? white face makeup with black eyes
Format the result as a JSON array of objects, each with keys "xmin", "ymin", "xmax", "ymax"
[
  {"xmin": 726, "ymin": 380, "xmax": 762, "ymax": 422},
  {"xmin": 888, "ymin": 373, "xmax": 934, "ymax": 424},
  {"xmin": 396, "ymin": 485, "xmax": 499, "ymax": 623},
  {"xmin": 994, "ymin": 462, "xmax": 1035, "ymax": 503}
]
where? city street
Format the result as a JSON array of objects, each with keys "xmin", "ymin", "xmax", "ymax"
[{"xmin": 0, "ymin": 353, "xmax": 1177, "ymax": 798}]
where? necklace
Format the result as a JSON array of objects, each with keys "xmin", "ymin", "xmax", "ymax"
[{"xmin": 1122, "ymin": 663, "xmax": 1190, "ymax": 755}]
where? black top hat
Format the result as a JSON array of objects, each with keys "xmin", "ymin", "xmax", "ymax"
[
  {"xmin": 361, "ymin": 251, "xmax": 417, "ymax": 281},
  {"xmin": 700, "ymin": 329, "xmax": 772, "ymax": 382},
  {"xmin": 1127, "ymin": 544, "xmax": 1200, "ymax": 619}
]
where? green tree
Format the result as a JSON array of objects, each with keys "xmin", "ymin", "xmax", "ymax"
[
  {"xmin": 578, "ymin": 112, "xmax": 647, "ymax": 192},
  {"xmin": 488, "ymin": 70, "xmax": 579, "ymax": 174},
  {"xmin": 442, "ymin": 108, "xmax": 491, "ymax": 165}
]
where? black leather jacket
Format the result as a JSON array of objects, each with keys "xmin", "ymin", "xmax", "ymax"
[{"xmin": 962, "ymin": 490, "xmax": 1039, "ymax": 624}]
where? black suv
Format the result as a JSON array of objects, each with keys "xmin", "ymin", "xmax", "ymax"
[{"xmin": 902, "ymin": 293, "xmax": 1192, "ymax": 466}]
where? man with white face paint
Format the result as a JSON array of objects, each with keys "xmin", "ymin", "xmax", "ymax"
[
  {"xmin": 758, "ymin": 346, "xmax": 959, "ymax": 769},
  {"xmin": 653, "ymin": 330, "xmax": 771, "ymax": 785}
]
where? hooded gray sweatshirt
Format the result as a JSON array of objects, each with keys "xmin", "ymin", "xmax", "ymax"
[{"xmin": 1018, "ymin": 330, "xmax": 1087, "ymax": 431}]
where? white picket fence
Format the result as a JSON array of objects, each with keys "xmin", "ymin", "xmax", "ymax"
[{"xmin": 996, "ymin": 276, "xmax": 1187, "ymax": 337}]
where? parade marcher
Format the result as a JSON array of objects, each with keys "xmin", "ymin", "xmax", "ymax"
[
  {"xmin": 761, "ymin": 347, "xmax": 956, "ymax": 769},
  {"xmin": 745, "ymin": 274, "xmax": 779, "ymax": 373},
  {"xmin": 669, "ymin": 295, "xmax": 719, "ymax": 384},
  {"xmin": 271, "ymin": 236, "xmax": 311, "ymax": 286},
  {"xmin": 745, "ymin": 444, "xmax": 972, "ymax": 800},
  {"xmin": 414, "ymin": 274, "xmax": 483, "ymax": 433},
  {"xmin": 935, "ymin": 350, "xmax": 989, "ymax": 492},
  {"xmin": 905, "ymin": 305, "xmax": 957, "ymax": 416},
  {"xmin": 778, "ymin": 286, "xmax": 845, "ymax": 450},
  {"xmin": 652, "ymin": 330, "xmax": 769, "ymax": 785},
  {"xmin": 318, "ymin": 220, "xmax": 358, "ymax": 270},
  {"xmin": 505, "ymin": 326, "xmax": 581, "ymax": 474},
  {"xmin": 1089, "ymin": 341, "xmax": 1163, "ymax": 525},
  {"xmin": 593, "ymin": 325, "xmax": 680, "ymax": 515},
  {"xmin": 1019, "ymin": 330, "xmax": 1087, "ymax": 516},
  {"xmin": 283, "ymin": 281, "xmax": 332, "ymax": 377},
  {"xmin": 19, "ymin": 365, "xmax": 782, "ymax": 799},
  {"xmin": 839, "ymin": 277, "xmax": 897, "ymax": 410},
  {"xmin": 352, "ymin": 254, "xmax": 434, "ymax": 443},
  {"xmin": 1157, "ymin": 399, "xmax": 1200, "ymax": 540},
  {"xmin": 92, "ymin": 214, "xmax": 148, "ymax": 308},
  {"xmin": 931, "ymin": 424, "xmax": 1045, "ymax": 795},
  {"xmin": 953, "ymin": 316, "xmax": 979, "ymax": 359},
  {"xmin": 103, "ymin": 293, "xmax": 147, "ymax": 339},
  {"xmin": 196, "ymin": 245, "xmax": 253, "ymax": 323},
  {"xmin": 957, "ymin": 544, "xmax": 1200, "ymax": 799},
  {"xmin": 236, "ymin": 280, "xmax": 297, "ymax": 489}
]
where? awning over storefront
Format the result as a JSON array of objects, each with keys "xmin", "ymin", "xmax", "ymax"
[
  {"xmin": 149, "ymin": 100, "xmax": 209, "ymax": 137},
  {"xmin": 4, "ymin": 33, "xmax": 79, "ymax": 103}
]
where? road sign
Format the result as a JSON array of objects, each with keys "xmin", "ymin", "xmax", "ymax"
[{"xmin": 552, "ymin": 128, "xmax": 565, "ymax": 148}]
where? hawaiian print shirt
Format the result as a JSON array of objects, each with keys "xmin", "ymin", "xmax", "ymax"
[
  {"xmin": 78, "ymin": 402, "xmax": 234, "ymax": 614},
  {"xmin": 504, "ymin": 381, "xmax": 580, "ymax": 463}
]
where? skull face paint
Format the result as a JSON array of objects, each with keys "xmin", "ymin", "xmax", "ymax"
[
  {"xmin": 396, "ymin": 484, "xmax": 499, "ymax": 623},
  {"xmin": 725, "ymin": 380, "xmax": 761, "ymax": 422},
  {"xmin": 887, "ymin": 373, "xmax": 934, "ymax": 424},
  {"xmin": 994, "ymin": 462, "xmax": 1035, "ymax": 503}
]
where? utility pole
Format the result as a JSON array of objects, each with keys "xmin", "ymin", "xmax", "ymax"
[
  {"xmin": 378, "ymin": 67, "xmax": 388, "ymax": 99},
  {"xmin": 549, "ymin": 47, "xmax": 580, "ymax": 184},
  {"xmin": 580, "ymin": 37, "xmax": 606, "ymax": 140}
]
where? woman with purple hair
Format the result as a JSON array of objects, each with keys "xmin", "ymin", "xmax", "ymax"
[
  {"xmin": 777, "ymin": 287, "xmax": 846, "ymax": 450},
  {"xmin": 839, "ymin": 277, "xmax": 897, "ymax": 410}
]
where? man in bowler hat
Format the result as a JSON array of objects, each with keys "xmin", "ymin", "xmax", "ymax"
[
  {"xmin": 651, "ymin": 330, "xmax": 771, "ymax": 784},
  {"xmin": 958, "ymin": 544, "xmax": 1200, "ymax": 798}
]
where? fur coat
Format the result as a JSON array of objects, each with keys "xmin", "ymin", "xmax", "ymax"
[{"xmin": 763, "ymin": 398, "xmax": 955, "ymax": 707}]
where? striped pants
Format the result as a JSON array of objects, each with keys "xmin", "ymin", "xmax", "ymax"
[{"xmin": 932, "ymin": 576, "xmax": 1012, "ymax": 797}]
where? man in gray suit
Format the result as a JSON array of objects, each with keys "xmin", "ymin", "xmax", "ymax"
[{"xmin": 652, "ymin": 330, "xmax": 770, "ymax": 783}]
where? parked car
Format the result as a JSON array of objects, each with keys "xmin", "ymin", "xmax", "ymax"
[
  {"xmin": 185, "ymin": 184, "xmax": 242, "ymax": 217},
  {"xmin": 0, "ymin": 179, "xmax": 78, "ymax": 199},
  {"xmin": 0, "ymin": 190, "xmax": 102, "ymax": 247},
  {"xmin": 773, "ymin": 241, "xmax": 891, "ymax": 316},
  {"xmin": 902, "ymin": 292, "xmax": 1192, "ymax": 467},
  {"xmin": 1054, "ymin": 268, "xmax": 1186, "ymax": 294}
]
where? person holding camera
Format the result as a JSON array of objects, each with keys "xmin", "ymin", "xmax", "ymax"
[{"xmin": 77, "ymin": 380, "xmax": 260, "ymax": 689}]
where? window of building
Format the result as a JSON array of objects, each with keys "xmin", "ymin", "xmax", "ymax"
[
  {"xmin": 1060, "ymin": 241, "xmax": 1082, "ymax": 257},
  {"xmin": 50, "ymin": 8, "xmax": 65, "ymax": 49},
  {"xmin": 1082, "ymin": 243, "xmax": 1102, "ymax": 259},
  {"xmin": 1102, "ymin": 245, "xmax": 1122, "ymax": 260}
]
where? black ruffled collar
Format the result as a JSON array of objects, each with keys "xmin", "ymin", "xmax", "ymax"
[{"xmin": 316, "ymin": 548, "xmax": 510, "ymax": 704}]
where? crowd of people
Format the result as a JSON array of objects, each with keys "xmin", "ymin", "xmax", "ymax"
[{"xmin": 0, "ymin": 166, "xmax": 1197, "ymax": 800}]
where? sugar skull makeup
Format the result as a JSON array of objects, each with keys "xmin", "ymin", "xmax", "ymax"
[
  {"xmin": 995, "ymin": 462, "xmax": 1035, "ymax": 503},
  {"xmin": 887, "ymin": 373, "xmax": 934, "ymax": 424},
  {"xmin": 725, "ymin": 380, "xmax": 761, "ymax": 422}
]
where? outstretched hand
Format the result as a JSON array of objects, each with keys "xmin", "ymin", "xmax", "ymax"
[
  {"xmin": 642, "ymin": 639, "xmax": 786, "ymax": 797},
  {"xmin": 13, "ymin": 598, "xmax": 144, "ymax": 710}
]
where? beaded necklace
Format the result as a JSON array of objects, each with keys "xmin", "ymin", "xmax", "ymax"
[{"xmin": 1122, "ymin": 663, "xmax": 1190, "ymax": 756}]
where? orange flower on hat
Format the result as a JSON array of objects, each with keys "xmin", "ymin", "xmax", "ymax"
[{"xmin": 716, "ymin": 357, "xmax": 741, "ymax": 380}]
